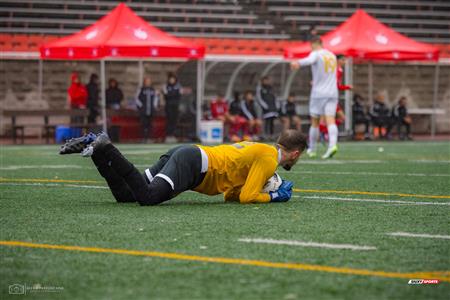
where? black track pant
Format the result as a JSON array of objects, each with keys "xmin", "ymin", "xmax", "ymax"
[
  {"xmin": 91, "ymin": 144, "xmax": 173, "ymax": 205},
  {"xmin": 165, "ymin": 101, "xmax": 180, "ymax": 136},
  {"xmin": 264, "ymin": 117, "xmax": 276, "ymax": 135}
]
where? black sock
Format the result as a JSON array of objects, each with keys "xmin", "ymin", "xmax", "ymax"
[
  {"xmin": 91, "ymin": 151, "xmax": 136, "ymax": 203},
  {"xmin": 102, "ymin": 144, "xmax": 152, "ymax": 203}
]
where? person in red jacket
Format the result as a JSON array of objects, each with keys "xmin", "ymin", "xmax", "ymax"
[
  {"xmin": 210, "ymin": 92, "xmax": 229, "ymax": 121},
  {"xmin": 336, "ymin": 55, "xmax": 352, "ymax": 92},
  {"xmin": 67, "ymin": 72, "xmax": 88, "ymax": 109}
]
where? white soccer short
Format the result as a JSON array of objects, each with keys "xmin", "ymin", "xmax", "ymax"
[{"xmin": 309, "ymin": 97, "xmax": 338, "ymax": 117}]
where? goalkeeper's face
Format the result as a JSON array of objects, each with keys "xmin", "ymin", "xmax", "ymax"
[{"xmin": 281, "ymin": 150, "xmax": 301, "ymax": 171}]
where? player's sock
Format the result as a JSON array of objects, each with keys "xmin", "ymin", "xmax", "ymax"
[
  {"xmin": 91, "ymin": 152, "xmax": 136, "ymax": 203},
  {"xmin": 327, "ymin": 124, "xmax": 338, "ymax": 149},
  {"xmin": 308, "ymin": 126, "xmax": 319, "ymax": 152},
  {"xmin": 101, "ymin": 144, "xmax": 152, "ymax": 203}
]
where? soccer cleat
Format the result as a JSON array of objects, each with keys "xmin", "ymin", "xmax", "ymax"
[
  {"xmin": 322, "ymin": 145, "xmax": 338, "ymax": 159},
  {"xmin": 306, "ymin": 149, "xmax": 317, "ymax": 158},
  {"xmin": 59, "ymin": 132, "xmax": 97, "ymax": 155},
  {"xmin": 81, "ymin": 132, "xmax": 111, "ymax": 157}
]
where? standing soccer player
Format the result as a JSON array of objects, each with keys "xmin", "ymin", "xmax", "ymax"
[{"xmin": 290, "ymin": 36, "xmax": 339, "ymax": 159}]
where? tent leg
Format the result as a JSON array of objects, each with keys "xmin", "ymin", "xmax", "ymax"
[
  {"xmin": 344, "ymin": 57, "xmax": 353, "ymax": 133},
  {"xmin": 431, "ymin": 63, "xmax": 440, "ymax": 138},
  {"xmin": 38, "ymin": 59, "xmax": 43, "ymax": 102},
  {"xmin": 100, "ymin": 60, "xmax": 107, "ymax": 132},
  {"xmin": 138, "ymin": 60, "xmax": 144, "ymax": 86},
  {"xmin": 368, "ymin": 62, "xmax": 373, "ymax": 105},
  {"xmin": 282, "ymin": 67, "xmax": 299, "ymax": 100},
  {"xmin": 196, "ymin": 60, "xmax": 204, "ymax": 139}
]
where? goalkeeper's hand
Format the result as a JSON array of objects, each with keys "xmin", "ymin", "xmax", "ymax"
[{"xmin": 270, "ymin": 180, "xmax": 293, "ymax": 202}]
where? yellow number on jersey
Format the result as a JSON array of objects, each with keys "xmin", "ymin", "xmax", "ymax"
[
  {"xmin": 232, "ymin": 141, "xmax": 255, "ymax": 149},
  {"xmin": 322, "ymin": 54, "xmax": 337, "ymax": 73}
]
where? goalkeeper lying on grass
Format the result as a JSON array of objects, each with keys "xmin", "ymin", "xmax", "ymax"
[{"xmin": 59, "ymin": 129, "xmax": 307, "ymax": 205}]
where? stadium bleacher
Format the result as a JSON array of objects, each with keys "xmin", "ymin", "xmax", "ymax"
[{"xmin": 261, "ymin": 0, "xmax": 450, "ymax": 43}]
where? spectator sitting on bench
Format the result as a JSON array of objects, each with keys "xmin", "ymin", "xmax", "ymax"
[
  {"xmin": 391, "ymin": 96, "xmax": 413, "ymax": 140},
  {"xmin": 352, "ymin": 93, "xmax": 371, "ymax": 140},
  {"xmin": 228, "ymin": 91, "xmax": 249, "ymax": 142},
  {"xmin": 106, "ymin": 78, "xmax": 124, "ymax": 110},
  {"xmin": 369, "ymin": 92, "xmax": 390, "ymax": 139},
  {"xmin": 280, "ymin": 93, "xmax": 302, "ymax": 132},
  {"xmin": 241, "ymin": 90, "xmax": 262, "ymax": 141}
]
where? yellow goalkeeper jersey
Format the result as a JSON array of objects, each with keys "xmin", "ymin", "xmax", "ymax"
[{"xmin": 194, "ymin": 142, "xmax": 279, "ymax": 203}]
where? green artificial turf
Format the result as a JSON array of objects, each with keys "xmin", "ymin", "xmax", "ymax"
[{"xmin": 0, "ymin": 141, "xmax": 449, "ymax": 300}]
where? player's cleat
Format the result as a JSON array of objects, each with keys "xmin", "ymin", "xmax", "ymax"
[
  {"xmin": 81, "ymin": 132, "xmax": 111, "ymax": 157},
  {"xmin": 322, "ymin": 145, "xmax": 338, "ymax": 159},
  {"xmin": 306, "ymin": 149, "xmax": 317, "ymax": 158},
  {"xmin": 59, "ymin": 132, "xmax": 96, "ymax": 155}
]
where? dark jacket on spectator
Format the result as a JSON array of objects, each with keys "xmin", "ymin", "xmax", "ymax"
[
  {"xmin": 136, "ymin": 87, "xmax": 159, "ymax": 116},
  {"xmin": 280, "ymin": 101, "xmax": 297, "ymax": 117},
  {"xmin": 353, "ymin": 101, "xmax": 367, "ymax": 120},
  {"xmin": 241, "ymin": 100, "xmax": 258, "ymax": 120},
  {"xmin": 256, "ymin": 83, "xmax": 278, "ymax": 119},
  {"xmin": 229, "ymin": 99, "xmax": 243, "ymax": 116},
  {"xmin": 86, "ymin": 82, "xmax": 99, "ymax": 110},
  {"xmin": 370, "ymin": 101, "xmax": 390, "ymax": 119},
  {"xmin": 392, "ymin": 104, "xmax": 408, "ymax": 120},
  {"xmin": 162, "ymin": 82, "xmax": 182, "ymax": 104},
  {"xmin": 106, "ymin": 86, "xmax": 124, "ymax": 109}
]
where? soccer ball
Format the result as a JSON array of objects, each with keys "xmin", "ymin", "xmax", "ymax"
[{"xmin": 261, "ymin": 173, "xmax": 282, "ymax": 193}]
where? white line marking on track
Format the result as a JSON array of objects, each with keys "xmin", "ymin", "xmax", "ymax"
[
  {"xmin": 0, "ymin": 165, "xmax": 84, "ymax": 170},
  {"xmin": 296, "ymin": 195, "xmax": 450, "ymax": 206},
  {"xmin": 386, "ymin": 232, "xmax": 450, "ymax": 240},
  {"xmin": 285, "ymin": 170, "xmax": 450, "ymax": 177},
  {"xmin": 238, "ymin": 238, "xmax": 377, "ymax": 251},
  {"xmin": 0, "ymin": 183, "xmax": 108, "ymax": 189}
]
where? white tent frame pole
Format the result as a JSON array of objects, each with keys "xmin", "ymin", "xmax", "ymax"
[
  {"xmin": 100, "ymin": 59, "xmax": 107, "ymax": 132},
  {"xmin": 38, "ymin": 59, "xmax": 43, "ymax": 102},
  {"xmin": 431, "ymin": 62, "xmax": 440, "ymax": 138},
  {"xmin": 225, "ymin": 62, "xmax": 250, "ymax": 100},
  {"xmin": 138, "ymin": 60, "xmax": 144, "ymax": 86},
  {"xmin": 196, "ymin": 59, "xmax": 204, "ymax": 138},
  {"xmin": 282, "ymin": 68, "xmax": 299, "ymax": 99},
  {"xmin": 205, "ymin": 61, "xmax": 220, "ymax": 77},
  {"xmin": 368, "ymin": 62, "xmax": 373, "ymax": 105},
  {"xmin": 344, "ymin": 57, "xmax": 353, "ymax": 133}
]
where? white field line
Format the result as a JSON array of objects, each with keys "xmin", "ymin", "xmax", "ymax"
[
  {"xmin": 386, "ymin": 232, "xmax": 450, "ymax": 240},
  {"xmin": 298, "ymin": 160, "xmax": 383, "ymax": 165},
  {"xmin": 238, "ymin": 238, "xmax": 377, "ymax": 251},
  {"xmin": 295, "ymin": 195, "xmax": 450, "ymax": 206},
  {"xmin": 284, "ymin": 170, "xmax": 450, "ymax": 177},
  {"xmin": 0, "ymin": 165, "xmax": 85, "ymax": 170},
  {"xmin": 298, "ymin": 160, "xmax": 450, "ymax": 165},
  {"xmin": 2, "ymin": 164, "xmax": 449, "ymax": 178},
  {"xmin": 0, "ymin": 182, "xmax": 108, "ymax": 189}
]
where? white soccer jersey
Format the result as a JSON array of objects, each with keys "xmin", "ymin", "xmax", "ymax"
[{"xmin": 298, "ymin": 48, "xmax": 338, "ymax": 99}]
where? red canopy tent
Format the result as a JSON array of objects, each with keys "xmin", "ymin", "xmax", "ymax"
[
  {"xmin": 39, "ymin": 3, "xmax": 205, "ymax": 133},
  {"xmin": 40, "ymin": 3, "xmax": 204, "ymax": 59},
  {"xmin": 284, "ymin": 9, "xmax": 439, "ymax": 61}
]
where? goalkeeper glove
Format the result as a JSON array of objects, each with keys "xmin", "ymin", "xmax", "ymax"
[{"xmin": 270, "ymin": 180, "xmax": 293, "ymax": 202}]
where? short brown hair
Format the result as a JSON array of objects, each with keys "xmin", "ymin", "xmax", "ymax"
[
  {"xmin": 309, "ymin": 35, "xmax": 322, "ymax": 45},
  {"xmin": 277, "ymin": 130, "xmax": 308, "ymax": 152}
]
